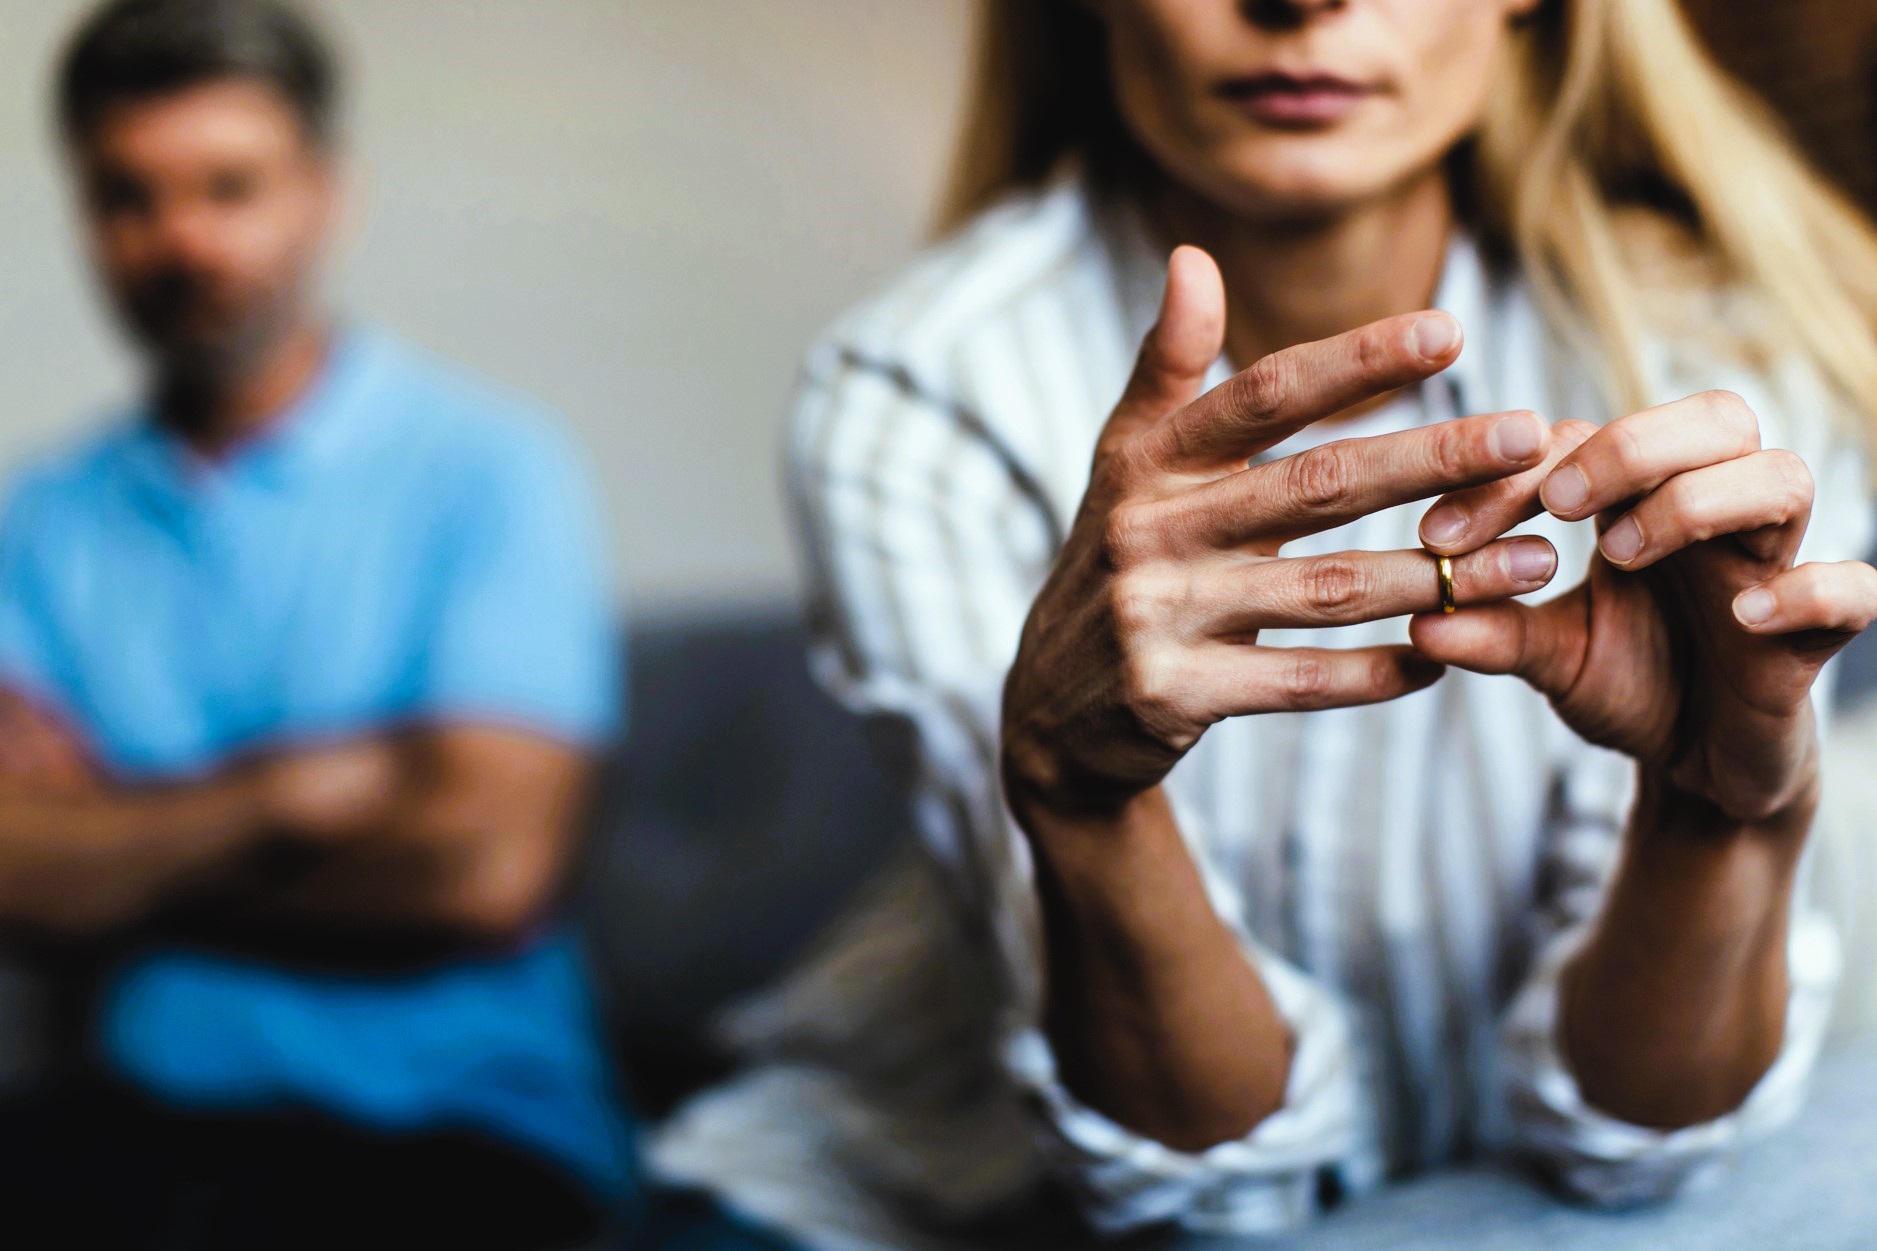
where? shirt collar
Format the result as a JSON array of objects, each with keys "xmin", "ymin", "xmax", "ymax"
[{"xmin": 117, "ymin": 325, "xmax": 388, "ymax": 509}]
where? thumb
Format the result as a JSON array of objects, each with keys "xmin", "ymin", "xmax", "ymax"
[
  {"xmin": 1407, "ymin": 586, "xmax": 1590, "ymax": 700},
  {"xmin": 1105, "ymin": 246, "xmax": 1226, "ymax": 445}
]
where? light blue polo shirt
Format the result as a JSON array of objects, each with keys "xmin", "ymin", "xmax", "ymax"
[{"xmin": 0, "ymin": 328, "xmax": 632, "ymax": 1194}]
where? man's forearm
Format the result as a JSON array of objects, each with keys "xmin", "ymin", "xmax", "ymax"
[
  {"xmin": 0, "ymin": 725, "xmax": 580, "ymax": 949},
  {"xmin": 0, "ymin": 775, "xmax": 270, "ymax": 935},
  {"xmin": 209, "ymin": 728, "xmax": 586, "ymax": 945},
  {"xmin": 1015, "ymin": 782, "xmax": 1293, "ymax": 1153},
  {"xmin": 232, "ymin": 789, "xmax": 562, "ymax": 944},
  {"xmin": 1560, "ymin": 773, "xmax": 1808, "ymax": 1129}
]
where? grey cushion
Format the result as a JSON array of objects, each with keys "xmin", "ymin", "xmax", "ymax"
[{"xmin": 579, "ymin": 609, "xmax": 912, "ymax": 1109}]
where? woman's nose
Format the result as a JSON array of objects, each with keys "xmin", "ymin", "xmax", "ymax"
[{"xmin": 1243, "ymin": 0, "xmax": 1350, "ymax": 29}]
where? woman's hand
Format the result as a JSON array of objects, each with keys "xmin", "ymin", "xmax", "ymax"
[
  {"xmin": 1412, "ymin": 390, "xmax": 1877, "ymax": 825},
  {"xmin": 1001, "ymin": 247, "xmax": 1560, "ymax": 824},
  {"xmin": 1000, "ymin": 246, "xmax": 1558, "ymax": 1150}
]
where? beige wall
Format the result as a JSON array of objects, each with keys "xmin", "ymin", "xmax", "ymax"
[{"xmin": 0, "ymin": 0, "xmax": 974, "ymax": 616}]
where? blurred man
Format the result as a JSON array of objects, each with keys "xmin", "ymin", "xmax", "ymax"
[{"xmin": 0, "ymin": 1, "xmax": 634, "ymax": 1246}]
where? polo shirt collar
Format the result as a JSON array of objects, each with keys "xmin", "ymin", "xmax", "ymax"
[{"xmin": 118, "ymin": 326, "xmax": 388, "ymax": 509}]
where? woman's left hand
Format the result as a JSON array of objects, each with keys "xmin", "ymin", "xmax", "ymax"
[{"xmin": 1410, "ymin": 389, "xmax": 1877, "ymax": 824}]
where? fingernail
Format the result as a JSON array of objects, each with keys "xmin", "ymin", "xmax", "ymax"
[
  {"xmin": 1422, "ymin": 505, "xmax": 1467, "ymax": 548},
  {"xmin": 1507, "ymin": 541, "xmax": 1557, "ymax": 584},
  {"xmin": 1541, "ymin": 465, "xmax": 1589, "ymax": 515},
  {"xmin": 1734, "ymin": 588, "xmax": 1776, "ymax": 628},
  {"xmin": 1412, "ymin": 315, "xmax": 1460, "ymax": 361},
  {"xmin": 1489, "ymin": 413, "xmax": 1544, "ymax": 463},
  {"xmin": 1600, "ymin": 517, "xmax": 1643, "ymax": 565}
]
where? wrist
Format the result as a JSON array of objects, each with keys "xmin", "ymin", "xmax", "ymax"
[
  {"xmin": 1001, "ymin": 738, "xmax": 1144, "ymax": 838},
  {"xmin": 1634, "ymin": 765, "xmax": 1819, "ymax": 847}
]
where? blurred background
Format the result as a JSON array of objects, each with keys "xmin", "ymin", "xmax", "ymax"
[
  {"xmin": 1, "ymin": 0, "xmax": 974, "ymax": 618},
  {"xmin": 3, "ymin": 0, "xmax": 1877, "ymax": 1149}
]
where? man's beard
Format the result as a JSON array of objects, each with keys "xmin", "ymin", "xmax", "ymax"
[{"xmin": 125, "ymin": 268, "xmax": 294, "ymax": 386}]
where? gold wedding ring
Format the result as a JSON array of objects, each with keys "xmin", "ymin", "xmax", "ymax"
[{"xmin": 1434, "ymin": 553, "xmax": 1457, "ymax": 614}]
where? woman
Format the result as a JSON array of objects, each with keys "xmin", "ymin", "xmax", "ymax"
[{"xmin": 654, "ymin": 1, "xmax": 1877, "ymax": 1245}]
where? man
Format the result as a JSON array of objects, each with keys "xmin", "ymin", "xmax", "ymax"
[{"xmin": 0, "ymin": 1, "xmax": 632, "ymax": 1245}]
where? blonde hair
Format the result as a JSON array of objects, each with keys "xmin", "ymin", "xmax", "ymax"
[{"xmin": 942, "ymin": 0, "xmax": 1877, "ymax": 427}]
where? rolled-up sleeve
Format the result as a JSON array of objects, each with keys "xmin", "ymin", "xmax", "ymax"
[
  {"xmin": 787, "ymin": 346, "xmax": 1371, "ymax": 1236},
  {"xmin": 0, "ymin": 477, "xmax": 65, "ymax": 706},
  {"xmin": 1501, "ymin": 740, "xmax": 1840, "ymax": 1204},
  {"xmin": 1005, "ymin": 934, "xmax": 1369, "ymax": 1234}
]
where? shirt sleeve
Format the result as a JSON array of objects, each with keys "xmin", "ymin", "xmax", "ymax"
[
  {"xmin": 787, "ymin": 346, "xmax": 1368, "ymax": 1237},
  {"xmin": 414, "ymin": 419, "xmax": 623, "ymax": 747},
  {"xmin": 0, "ymin": 475, "xmax": 74, "ymax": 713},
  {"xmin": 1501, "ymin": 364, "xmax": 1870, "ymax": 1204}
]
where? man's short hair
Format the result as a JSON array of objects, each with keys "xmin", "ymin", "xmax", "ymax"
[{"xmin": 57, "ymin": 0, "xmax": 340, "ymax": 148}]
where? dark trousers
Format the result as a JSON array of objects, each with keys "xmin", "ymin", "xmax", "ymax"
[{"xmin": 0, "ymin": 1082, "xmax": 615, "ymax": 1251}]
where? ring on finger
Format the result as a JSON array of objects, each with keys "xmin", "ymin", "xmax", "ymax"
[{"xmin": 1433, "ymin": 552, "xmax": 1457, "ymax": 614}]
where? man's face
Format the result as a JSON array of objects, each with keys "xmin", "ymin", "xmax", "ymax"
[{"xmin": 73, "ymin": 79, "xmax": 336, "ymax": 374}]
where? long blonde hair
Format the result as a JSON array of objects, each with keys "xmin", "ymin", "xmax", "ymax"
[{"xmin": 941, "ymin": 0, "xmax": 1877, "ymax": 426}]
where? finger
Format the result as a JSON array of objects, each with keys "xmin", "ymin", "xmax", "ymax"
[
  {"xmin": 1209, "ymin": 644, "xmax": 1446, "ymax": 717},
  {"xmin": 1189, "ymin": 408, "xmax": 1548, "ymax": 544},
  {"xmin": 1104, "ymin": 247, "xmax": 1228, "ymax": 447},
  {"xmin": 1596, "ymin": 449, "xmax": 1814, "ymax": 571},
  {"xmin": 1421, "ymin": 418, "xmax": 1598, "ymax": 554},
  {"xmin": 1733, "ymin": 561, "xmax": 1877, "ymax": 637},
  {"xmin": 1407, "ymin": 588, "xmax": 1590, "ymax": 700},
  {"xmin": 1539, "ymin": 390, "xmax": 1760, "ymax": 522},
  {"xmin": 1143, "ymin": 310, "xmax": 1463, "ymax": 471},
  {"xmin": 1209, "ymin": 537, "xmax": 1558, "ymax": 633}
]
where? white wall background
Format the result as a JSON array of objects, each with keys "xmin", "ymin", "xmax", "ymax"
[{"xmin": 0, "ymin": 0, "xmax": 974, "ymax": 618}]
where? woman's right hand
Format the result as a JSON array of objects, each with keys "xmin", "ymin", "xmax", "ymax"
[{"xmin": 1001, "ymin": 247, "xmax": 1565, "ymax": 825}]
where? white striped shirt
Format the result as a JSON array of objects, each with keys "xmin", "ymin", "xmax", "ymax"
[{"xmin": 650, "ymin": 175, "xmax": 1870, "ymax": 1248}]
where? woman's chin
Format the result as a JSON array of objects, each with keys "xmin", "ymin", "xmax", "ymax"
[{"xmin": 1196, "ymin": 143, "xmax": 1442, "ymax": 225}]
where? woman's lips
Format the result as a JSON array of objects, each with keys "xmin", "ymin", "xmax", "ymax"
[{"xmin": 1217, "ymin": 73, "xmax": 1378, "ymax": 127}]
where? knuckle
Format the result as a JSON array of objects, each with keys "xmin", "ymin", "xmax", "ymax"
[
  {"xmin": 1285, "ymin": 446, "xmax": 1353, "ymax": 511},
  {"xmin": 1555, "ymin": 418, "xmax": 1600, "ymax": 451},
  {"xmin": 1107, "ymin": 569, "xmax": 1172, "ymax": 637},
  {"xmin": 1098, "ymin": 502, "xmax": 1159, "ymax": 569},
  {"xmin": 1299, "ymin": 557, "xmax": 1368, "ymax": 618},
  {"xmin": 1239, "ymin": 352, "xmax": 1292, "ymax": 421},
  {"xmin": 1605, "ymin": 417, "xmax": 1649, "ymax": 475},
  {"xmin": 1798, "ymin": 567, "xmax": 1835, "ymax": 613},
  {"xmin": 1766, "ymin": 449, "xmax": 1814, "ymax": 511},
  {"xmin": 1117, "ymin": 650, "xmax": 1159, "ymax": 706},
  {"xmin": 1371, "ymin": 650, "xmax": 1407, "ymax": 694},
  {"xmin": 1351, "ymin": 325, "xmax": 1394, "ymax": 376},
  {"xmin": 1118, "ymin": 649, "xmax": 1185, "ymax": 734},
  {"xmin": 1699, "ymin": 389, "xmax": 1761, "ymax": 447},
  {"xmin": 1278, "ymin": 652, "xmax": 1336, "ymax": 708},
  {"xmin": 1100, "ymin": 443, "xmax": 1159, "ymax": 494},
  {"xmin": 1426, "ymin": 420, "xmax": 1476, "ymax": 479},
  {"xmin": 1657, "ymin": 473, "xmax": 1704, "ymax": 529}
]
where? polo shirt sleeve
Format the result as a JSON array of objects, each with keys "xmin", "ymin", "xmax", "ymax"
[
  {"xmin": 0, "ymin": 476, "xmax": 71, "ymax": 712},
  {"xmin": 415, "ymin": 421, "xmax": 624, "ymax": 747}
]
